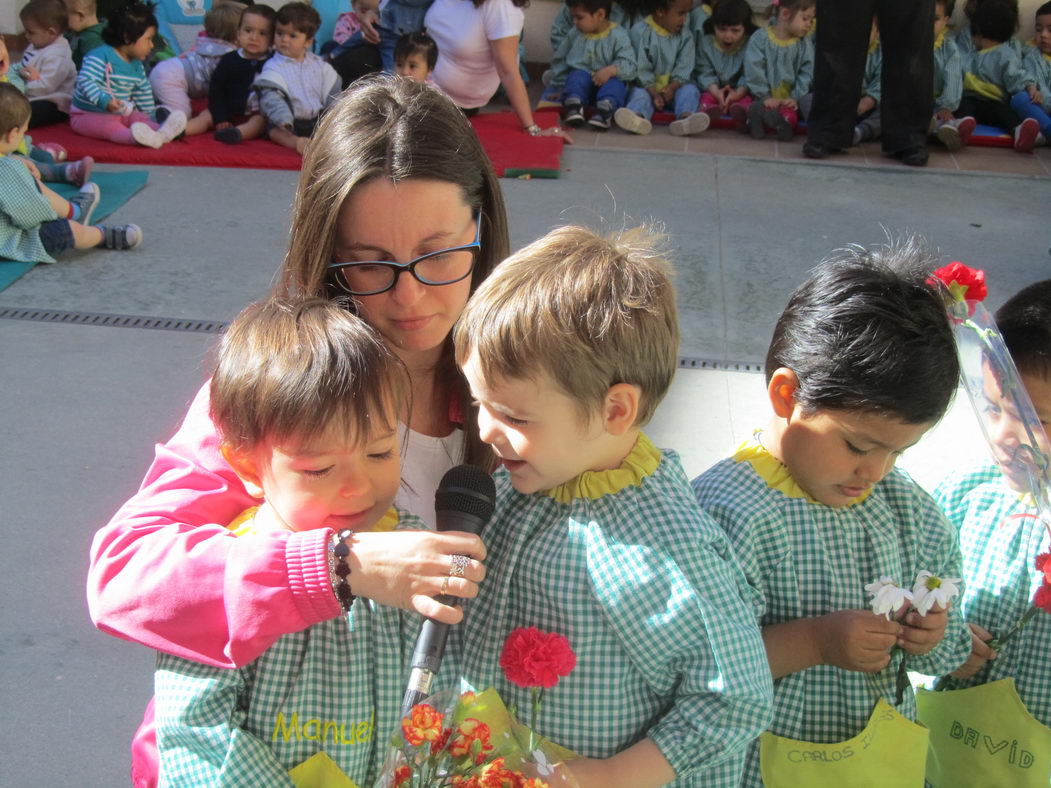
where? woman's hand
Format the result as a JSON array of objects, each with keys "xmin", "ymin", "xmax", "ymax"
[{"xmin": 348, "ymin": 529, "xmax": 487, "ymax": 624}]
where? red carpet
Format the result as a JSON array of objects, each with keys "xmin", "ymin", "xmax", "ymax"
[{"xmin": 29, "ymin": 110, "xmax": 565, "ymax": 177}]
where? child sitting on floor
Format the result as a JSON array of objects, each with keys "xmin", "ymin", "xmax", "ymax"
[
  {"xmin": 1021, "ymin": 2, "xmax": 1051, "ymax": 144},
  {"xmin": 931, "ymin": 0, "xmax": 977, "ymax": 152},
  {"xmin": 14, "ymin": 0, "xmax": 77, "ymax": 128},
  {"xmin": 615, "ymin": 0, "xmax": 710, "ymax": 137},
  {"xmin": 452, "ymin": 225, "xmax": 773, "ymax": 787},
  {"xmin": 741, "ymin": 0, "xmax": 814, "ymax": 140},
  {"xmin": 551, "ymin": 0, "xmax": 637, "ymax": 130},
  {"xmin": 692, "ymin": 238, "xmax": 971, "ymax": 786},
  {"xmin": 393, "ymin": 31, "xmax": 437, "ymax": 83},
  {"xmin": 209, "ymin": 3, "xmax": 275, "ymax": 145},
  {"xmin": 694, "ymin": 0, "xmax": 756, "ymax": 122},
  {"xmin": 254, "ymin": 2, "xmax": 339, "ymax": 154},
  {"xmin": 148, "ymin": 0, "xmax": 244, "ymax": 137},
  {"xmin": 959, "ymin": 0, "xmax": 1044, "ymax": 152},
  {"xmin": 934, "ymin": 278, "xmax": 1051, "ymax": 728},
  {"xmin": 63, "ymin": 0, "xmax": 106, "ymax": 69},
  {"xmin": 0, "ymin": 84, "xmax": 141, "ymax": 260},
  {"xmin": 70, "ymin": 1, "xmax": 187, "ymax": 148},
  {"xmin": 153, "ymin": 297, "xmax": 421, "ymax": 787},
  {"xmin": 852, "ymin": 20, "xmax": 883, "ymax": 145}
]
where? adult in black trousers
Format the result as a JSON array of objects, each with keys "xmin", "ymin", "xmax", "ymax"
[{"xmin": 804, "ymin": 0, "xmax": 936, "ymax": 166}]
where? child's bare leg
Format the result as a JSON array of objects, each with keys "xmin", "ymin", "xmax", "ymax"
[
  {"xmin": 70, "ymin": 220, "xmax": 104, "ymax": 249},
  {"xmin": 185, "ymin": 108, "xmax": 213, "ymax": 136},
  {"xmin": 238, "ymin": 114, "xmax": 266, "ymax": 141},
  {"xmin": 269, "ymin": 125, "xmax": 306, "ymax": 153},
  {"xmin": 38, "ymin": 182, "xmax": 71, "ymax": 217}
]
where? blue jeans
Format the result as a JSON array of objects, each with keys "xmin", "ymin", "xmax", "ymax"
[
  {"xmin": 1010, "ymin": 90, "xmax": 1051, "ymax": 138},
  {"xmin": 625, "ymin": 83, "xmax": 701, "ymax": 120},
  {"xmin": 563, "ymin": 68, "xmax": 627, "ymax": 110}
]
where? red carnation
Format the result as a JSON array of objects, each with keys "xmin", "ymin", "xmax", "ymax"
[
  {"xmin": 499, "ymin": 627, "xmax": 576, "ymax": 689},
  {"xmin": 930, "ymin": 262, "xmax": 988, "ymax": 304},
  {"xmin": 1036, "ymin": 552, "xmax": 1051, "ymax": 582},
  {"xmin": 1035, "ymin": 581, "xmax": 1051, "ymax": 614}
]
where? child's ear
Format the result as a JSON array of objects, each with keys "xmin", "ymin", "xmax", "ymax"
[
  {"xmin": 220, "ymin": 443, "xmax": 266, "ymax": 499},
  {"xmin": 767, "ymin": 367, "xmax": 800, "ymax": 419},
  {"xmin": 602, "ymin": 383, "xmax": 641, "ymax": 435}
]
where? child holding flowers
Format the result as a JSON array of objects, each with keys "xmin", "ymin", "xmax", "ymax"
[
  {"xmin": 691, "ymin": 238, "xmax": 972, "ymax": 785},
  {"xmin": 934, "ymin": 277, "xmax": 1051, "ymax": 724},
  {"xmin": 152, "ymin": 297, "xmax": 423, "ymax": 787},
  {"xmin": 450, "ymin": 225, "xmax": 773, "ymax": 787}
]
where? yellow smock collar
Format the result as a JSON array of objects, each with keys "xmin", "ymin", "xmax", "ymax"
[
  {"xmin": 645, "ymin": 15, "xmax": 672, "ymax": 36},
  {"xmin": 732, "ymin": 437, "xmax": 872, "ymax": 507},
  {"xmin": 767, "ymin": 26, "xmax": 800, "ymax": 47},
  {"xmin": 585, "ymin": 22, "xmax": 618, "ymax": 40},
  {"xmin": 543, "ymin": 433, "xmax": 660, "ymax": 504},
  {"xmin": 228, "ymin": 506, "xmax": 399, "ymax": 536}
]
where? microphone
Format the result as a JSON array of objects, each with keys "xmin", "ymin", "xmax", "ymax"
[{"xmin": 401, "ymin": 464, "xmax": 496, "ymax": 718}]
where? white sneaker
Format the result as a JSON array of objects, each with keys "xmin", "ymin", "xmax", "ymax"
[
  {"xmin": 935, "ymin": 122, "xmax": 962, "ymax": 152},
  {"xmin": 131, "ymin": 122, "xmax": 164, "ymax": 149},
  {"xmin": 613, "ymin": 107, "xmax": 652, "ymax": 135},
  {"xmin": 158, "ymin": 109, "xmax": 187, "ymax": 142},
  {"xmin": 669, "ymin": 112, "xmax": 711, "ymax": 137}
]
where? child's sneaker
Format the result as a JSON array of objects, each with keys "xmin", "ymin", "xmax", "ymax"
[
  {"xmin": 935, "ymin": 122, "xmax": 962, "ymax": 152},
  {"xmin": 214, "ymin": 126, "xmax": 243, "ymax": 145},
  {"xmin": 157, "ymin": 109, "xmax": 187, "ymax": 143},
  {"xmin": 613, "ymin": 107, "xmax": 652, "ymax": 135},
  {"xmin": 563, "ymin": 99, "xmax": 585, "ymax": 127},
  {"xmin": 764, "ymin": 108, "xmax": 794, "ymax": 142},
  {"xmin": 1013, "ymin": 117, "xmax": 1039, "ymax": 152},
  {"xmin": 98, "ymin": 224, "xmax": 143, "ymax": 250},
  {"xmin": 36, "ymin": 142, "xmax": 67, "ymax": 161},
  {"xmin": 669, "ymin": 111, "xmax": 710, "ymax": 136},
  {"xmin": 65, "ymin": 156, "xmax": 94, "ymax": 186},
  {"xmin": 131, "ymin": 122, "xmax": 165, "ymax": 149},
  {"xmin": 852, "ymin": 125, "xmax": 864, "ymax": 146},
  {"xmin": 729, "ymin": 102, "xmax": 749, "ymax": 134},
  {"xmin": 587, "ymin": 100, "xmax": 614, "ymax": 130},
  {"xmin": 70, "ymin": 182, "xmax": 101, "ymax": 226},
  {"xmin": 956, "ymin": 115, "xmax": 976, "ymax": 144},
  {"xmin": 747, "ymin": 101, "xmax": 766, "ymax": 139}
]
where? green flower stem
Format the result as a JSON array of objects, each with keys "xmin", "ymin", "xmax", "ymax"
[{"xmin": 989, "ymin": 605, "xmax": 1042, "ymax": 651}]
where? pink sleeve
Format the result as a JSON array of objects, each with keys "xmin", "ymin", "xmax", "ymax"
[{"xmin": 86, "ymin": 382, "xmax": 341, "ymax": 668}]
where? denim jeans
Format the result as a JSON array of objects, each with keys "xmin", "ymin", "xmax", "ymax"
[{"xmin": 563, "ymin": 68, "xmax": 627, "ymax": 110}]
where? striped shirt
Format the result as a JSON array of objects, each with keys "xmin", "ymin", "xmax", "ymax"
[{"xmin": 72, "ymin": 44, "xmax": 157, "ymax": 117}]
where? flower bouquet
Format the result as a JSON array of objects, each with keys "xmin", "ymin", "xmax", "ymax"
[{"xmin": 376, "ymin": 628, "xmax": 580, "ymax": 788}]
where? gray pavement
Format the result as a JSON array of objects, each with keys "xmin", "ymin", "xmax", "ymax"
[{"xmin": 2, "ymin": 148, "xmax": 1049, "ymax": 785}]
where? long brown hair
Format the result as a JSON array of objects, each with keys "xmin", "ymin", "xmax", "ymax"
[{"xmin": 277, "ymin": 75, "xmax": 508, "ymax": 470}]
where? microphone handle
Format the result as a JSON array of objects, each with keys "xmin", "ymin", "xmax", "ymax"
[{"xmin": 400, "ymin": 596, "xmax": 456, "ymax": 718}]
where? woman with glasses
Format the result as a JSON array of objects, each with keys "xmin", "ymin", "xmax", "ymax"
[{"xmin": 87, "ymin": 77, "xmax": 505, "ymax": 706}]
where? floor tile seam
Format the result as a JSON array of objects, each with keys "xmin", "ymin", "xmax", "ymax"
[{"xmin": 713, "ymin": 157, "xmax": 730, "ymax": 369}]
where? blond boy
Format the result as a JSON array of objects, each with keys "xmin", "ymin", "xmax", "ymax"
[{"xmin": 62, "ymin": 0, "xmax": 105, "ymax": 69}]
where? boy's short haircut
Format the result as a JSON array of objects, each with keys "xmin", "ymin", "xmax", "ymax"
[
  {"xmin": 102, "ymin": 1, "xmax": 158, "ymax": 48},
  {"xmin": 210, "ymin": 297, "xmax": 410, "ymax": 450},
  {"xmin": 20, "ymin": 0, "xmax": 70, "ymax": 32},
  {"xmin": 1037, "ymin": 1, "xmax": 1051, "ymax": 16},
  {"xmin": 566, "ymin": 0, "xmax": 613, "ymax": 17},
  {"xmin": 241, "ymin": 3, "xmax": 276, "ymax": 33},
  {"xmin": 705, "ymin": 0, "xmax": 759, "ymax": 35},
  {"xmin": 969, "ymin": 0, "xmax": 1018, "ymax": 41},
  {"xmin": 765, "ymin": 235, "xmax": 960, "ymax": 425},
  {"xmin": 275, "ymin": 1, "xmax": 321, "ymax": 39},
  {"xmin": 204, "ymin": 1, "xmax": 247, "ymax": 41},
  {"xmin": 453, "ymin": 225, "xmax": 679, "ymax": 427},
  {"xmin": 394, "ymin": 32, "xmax": 438, "ymax": 71},
  {"xmin": 63, "ymin": 0, "xmax": 98, "ymax": 15},
  {"xmin": 995, "ymin": 279, "xmax": 1051, "ymax": 380},
  {"xmin": 0, "ymin": 83, "xmax": 32, "ymax": 136}
]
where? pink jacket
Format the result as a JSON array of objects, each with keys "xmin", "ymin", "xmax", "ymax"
[{"xmin": 87, "ymin": 382, "xmax": 340, "ymax": 669}]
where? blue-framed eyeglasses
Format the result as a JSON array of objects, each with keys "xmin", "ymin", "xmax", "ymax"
[{"xmin": 327, "ymin": 219, "xmax": 482, "ymax": 296}]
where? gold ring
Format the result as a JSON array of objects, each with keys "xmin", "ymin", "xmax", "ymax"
[
  {"xmin": 450, "ymin": 554, "xmax": 470, "ymax": 578},
  {"xmin": 439, "ymin": 576, "xmax": 450, "ymax": 597}
]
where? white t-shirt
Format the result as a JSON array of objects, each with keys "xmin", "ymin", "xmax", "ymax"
[
  {"xmin": 425, "ymin": 0, "xmax": 524, "ymax": 109},
  {"xmin": 394, "ymin": 423, "xmax": 466, "ymax": 530}
]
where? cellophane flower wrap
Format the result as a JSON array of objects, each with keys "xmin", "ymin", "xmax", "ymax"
[
  {"xmin": 930, "ymin": 262, "xmax": 1051, "ymax": 689},
  {"xmin": 376, "ymin": 627, "xmax": 579, "ymax": 788}
]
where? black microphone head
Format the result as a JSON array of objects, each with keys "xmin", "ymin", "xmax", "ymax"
[{"xmin": 435, "ymin": 464, "xmax": 496, "ymax": 527}]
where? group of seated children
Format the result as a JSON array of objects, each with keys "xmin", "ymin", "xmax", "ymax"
[
  {"xmin": 136, "ymin": 201, "xmax": 1051, "ymax": 785},
  {"xmin": 5, "ymin": 0, "xmax": 440, "ymax": 157},
  {"xmin": 549, "ymin": 0, "xmax": 1051, "ymax": 154}
]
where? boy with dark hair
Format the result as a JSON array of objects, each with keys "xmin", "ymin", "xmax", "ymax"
[
  {"xmin": 15, "ymin": 0, "xmax": 77, "ymax": 127},
  {"xmin": 959, "ymin": 0, "xmax": 1045, "ymax": 151},
  {"xmin": 1022, "ymin": 2, "xmax": 1051, "ymax": 143},
  {"xmin": 935, "ymin": 279, "xmax": 1051, "ymax": 729},
  {"xmin": 550, "ymin": 0, "xmax": 637, "ymax": 130},
  {"xmin": 931, "ymin": 0, "xmax": 977, "ymax": 151},
  {"xmin": 63, "ymin": 0, "xmax": 106, "ymax": 69},
  {"xmin": 254, "ymin": 1, "xmax": 340, "ymax": 154},
  {"xmin": 393, "ymin": 31, "xmax": 437, "ymax": 82},
  {"xmin": 210, "ymin": 4, "xmax": 275, "ymax": 145}
]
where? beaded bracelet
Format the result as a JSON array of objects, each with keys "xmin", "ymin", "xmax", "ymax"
[{"xmin": 329, "ymin": 529, "xmax": 356, "ymax": 612}]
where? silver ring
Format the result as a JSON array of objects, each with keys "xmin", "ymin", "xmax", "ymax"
[{"xmin": 449, "ymin": 554, "xmax": 470, "ymax": 578}]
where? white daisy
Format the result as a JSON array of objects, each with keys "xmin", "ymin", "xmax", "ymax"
[
  {"xmin": 865, "ymin": 576, "xmax": 913, "ymax": 620},
  {"xmin": 911, "ymin": 570, "xmax": 962, "ymax": 616}
]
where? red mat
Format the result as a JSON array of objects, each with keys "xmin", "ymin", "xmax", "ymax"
[{"xmin": 29, "ymin": 110, "xmax": 565, "ymax": 177}]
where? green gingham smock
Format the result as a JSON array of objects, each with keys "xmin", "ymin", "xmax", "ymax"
[
  {"xmin": 934, "ymin": 463, "xmax": 1051, "ymax": 726},
  {"xmin": 692, "ymin": 441, "xmax": 971, "ymax": 787},
  {"xmin": 154, "ymin": 508, "xmax": 423, "ymax": 787},
  {"xmin": 451, "ymin": 434, "xmax": 774, "ymax": 786}
]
